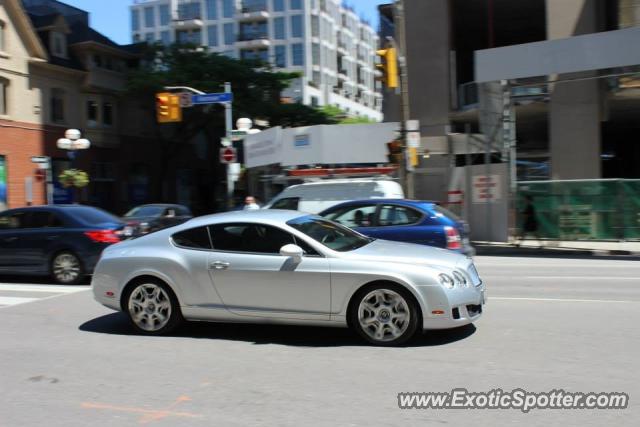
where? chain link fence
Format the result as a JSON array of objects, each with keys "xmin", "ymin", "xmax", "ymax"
[{"xmin": 517, "ymin": 180, "xmax": 640, "ymax": 240}]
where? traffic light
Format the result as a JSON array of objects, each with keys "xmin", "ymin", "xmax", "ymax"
[
  {"xmin": 387, "ymin": 140, "xmax": 403, "ymax": 165},
  {"xmin": 376, "ymin": 47, "xmax": 399, "ymax": 89},
  {"xmin": 156, "ymin": 92, "xmax": 182, "ymax": 123}
]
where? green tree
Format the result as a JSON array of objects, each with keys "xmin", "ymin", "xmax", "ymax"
[
  {"xmin": 126, "ymin": 43, "xmax": 333, "ymax": 206},
  {"xmin": 319, "ymin": 105, "xmax": 376, "ymax": 124}
]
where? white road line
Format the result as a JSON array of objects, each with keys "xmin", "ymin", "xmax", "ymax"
[
  {"xmin": 0, "ymin": 296, "xmax": 39, "ymax": 306},
  {"xmin": 0, "ymin": 284, "xmax": 90, "ymax": 293},
  {"xmin": 491, "ymin": 297, "xmax": 637, "ymax": 304}
]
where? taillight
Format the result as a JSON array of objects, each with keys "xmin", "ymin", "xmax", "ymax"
[
  {"xmin": 84, "ymin": 230, "xmax": 121, "ymax": 243},
  {"xmin": 444, "ymin": 226, "xmax": 462, "ymax": 250}
]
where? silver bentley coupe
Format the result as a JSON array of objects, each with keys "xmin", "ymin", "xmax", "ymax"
[{"xmin": 92, "ymin": 210, "xmax": 485, "ymax": 346}]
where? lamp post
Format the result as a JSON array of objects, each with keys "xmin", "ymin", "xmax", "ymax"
[{"xmin": 56, "ymin": 129, "xmax": 91, "ymax": 203}]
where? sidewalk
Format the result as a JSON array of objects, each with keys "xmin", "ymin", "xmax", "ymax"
[{"xmin": 473, "ymin": 239, "xmax": 640, "ymax": 257}]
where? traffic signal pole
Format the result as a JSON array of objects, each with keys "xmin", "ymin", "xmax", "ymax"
[{"xmin": 393, "ymin": 0, "xmax": 414, "ymax": 198}]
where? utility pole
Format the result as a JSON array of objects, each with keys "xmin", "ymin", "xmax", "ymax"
[{"xmin": 394, "ymin": 0, "xmax": 414, "ymax": 198}]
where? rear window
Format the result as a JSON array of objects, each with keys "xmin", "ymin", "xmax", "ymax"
[
  {"xmin": 271, "ymin": 197, "xmax": 300, "ymax": 210},
  {"xmin": 69, "ymin": 206, "xmax": 122, "ymax": 225},
  {"xmin": 432, "ymin": 205, "xmax": 461, "ymax": 222}
]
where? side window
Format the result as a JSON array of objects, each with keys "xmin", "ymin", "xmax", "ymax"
[
  {"xmin": 172, "ymin": 227, "xmax": 212, "ymax": 249},
  {"xmin": 209, "ymin": 223, "xmax": 295, "ymax": 254},
  {"xmin": 26, "ymin": 211, "xmax": 64, "ymax": 228},
  {"xmin": 292, "ymin": 236, "xmax": 320, "ymax": 256},
  {"xmin": 0, "ymin": 212, "xmax": 26, "ymax": 229},
  {"xmin": 271, "ymin": 197, "xmax": 300, "ymax": 210},
  {"xmin": 324, "ymin": 205, "xmax": 377, "ymax": 228},
  {"xmin": 378, "ymin": 205, "xmax": 422, "ymax": 226}
]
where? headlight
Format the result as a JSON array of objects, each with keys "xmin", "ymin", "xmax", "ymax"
[
  {"xmin": 452, "ymin": 271, "xmax": 468, "ymax": 287},
  {"xmin": 439, "ymin": 273, "xmax": 455, "ymax": 289}
]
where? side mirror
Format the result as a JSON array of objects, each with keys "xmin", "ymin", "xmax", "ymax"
[{"xmin": 280, "ymin": 244, "xmax": 304, "ymax": 262}]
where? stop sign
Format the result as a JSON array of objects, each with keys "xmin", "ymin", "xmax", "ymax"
[{"xmin": 220, "ymin": 147, "xmax": 237, "ymax": 164}]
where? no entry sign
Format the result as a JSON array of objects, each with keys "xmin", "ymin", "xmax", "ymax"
[{"xmin": 220, "ymin": 147, "xmax": 237, "ymax": 164}]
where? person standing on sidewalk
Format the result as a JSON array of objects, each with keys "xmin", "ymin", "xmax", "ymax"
[
  {"xmin": 518, "ymin": 195, "xmax": 540, "ymax": 246},
  {"xmin": 243, "ymin": 196, "xmax": 261, "ymax": 211}
]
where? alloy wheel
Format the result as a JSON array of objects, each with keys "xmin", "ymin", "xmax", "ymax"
[
  {"xmin": 52, "ymin": 253, "xmax": 81, "ymax": 284},
  {"xmin": 128, "ymin": 283, "xmax": 173, "ymax": 332},
  {"xmin": 357, "ymin": 289, "xmax": 411, "ymax": 343}
]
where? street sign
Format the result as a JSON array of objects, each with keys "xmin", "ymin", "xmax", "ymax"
[
  {"xmin": 220, "ymin": 147, "xmax": 237, "ymax": 164},
  {"xmin": 178, "ymin": 92, "xmax": 193, "ymax": 108},
  {"xmin": 407, "ymin": 131, "xmax": 420, "ymax": 148},
  {"xmin": 192, "ymin": 92, "xmax": 233, "ymax": 105},
  {"xmin": 31, "ymin": 156, "xmax": 50, "ymax": 164}
]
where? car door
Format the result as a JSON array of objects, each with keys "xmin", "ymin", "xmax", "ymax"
[
  {"xmin": 0, "ymin": 211, "xmax": 27, "ymax": 270},
  {"xmin": 322, "ymin": 204, "xmax": 378, "ymax": 235},
  {"xmin": 18, "ymin": 210, "xmax": 66, "ymax": 270},
  {"xmin": 366, "ymin": 204, "xmax": 438, "ymax": 245},
  {"xmin": 206, "ymin": 222, "xmax": 331, "ymax": 320}
]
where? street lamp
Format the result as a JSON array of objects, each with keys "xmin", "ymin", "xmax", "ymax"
[{"xmin": 56, "ymin": 129, "xmax": 91, "ymax": 203}]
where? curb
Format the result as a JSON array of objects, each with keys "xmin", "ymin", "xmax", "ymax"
[{"xmin": 473, "ymin": 244, "xmax": 640, "ymax": 258}]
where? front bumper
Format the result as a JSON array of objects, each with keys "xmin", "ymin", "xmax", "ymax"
[{"xmin": 421, "ymin": 282, "xmax": 485, "ymax": 330}]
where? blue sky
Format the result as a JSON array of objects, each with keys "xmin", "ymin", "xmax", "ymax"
[{"xmin": 60, "ymin": 0, "xmax": 383, "ymax": 45}]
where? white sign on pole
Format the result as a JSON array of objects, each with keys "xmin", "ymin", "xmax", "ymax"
[
  {"xmin": 407, "ymin": 132, "xmax": 420, "ymax": 148},
  {"xmin": 472, "ymin": 175, "xmax": 502, "ymax": 203},
  {"xmin": 406, "ymin": 120, "xmax": 420, "ymax": 131},
  {"xmin": 179, "ymin": 92, "xmax": 194, "ymax": 108}
]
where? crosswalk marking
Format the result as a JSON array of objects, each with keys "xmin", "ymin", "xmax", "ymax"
[{"xmin": 0, "ymin": 283, "xmax": 90, "ymax": 308}]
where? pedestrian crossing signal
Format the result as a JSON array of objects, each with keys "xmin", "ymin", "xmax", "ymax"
[{"xmin": 156, "ymin": 92, "xmax": 182, "ymax": 123}]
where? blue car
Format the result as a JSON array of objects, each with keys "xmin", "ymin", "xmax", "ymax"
[
  {"xmin": 0, "ymin": 205, "xmax": 125, "ymax": 284},
  {"xmin": 319, "ymin": 199, "xmax": 474, "ymax": 256}
]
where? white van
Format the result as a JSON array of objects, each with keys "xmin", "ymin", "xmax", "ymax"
[{"xmin": 264, "ymin": 179, "xmax": 404, "ymax": 214}]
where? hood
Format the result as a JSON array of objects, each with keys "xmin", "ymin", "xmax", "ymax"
[{"xmin": 346, "ymin": 239, "xmax": 469, "ymax": 270}]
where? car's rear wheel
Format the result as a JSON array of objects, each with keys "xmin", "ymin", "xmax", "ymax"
[
  {"xmin": 124, "ymin": 280, "xmax": 182, "ymax": 335},
  {"xmin": 350, "ymin": 284, "xmax": 420, "ymax": 346},
  {"xmin": 51, "ymin": 251, "xmax": 84, "ymax": 285}
]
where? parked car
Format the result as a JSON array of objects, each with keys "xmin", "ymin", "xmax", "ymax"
[
  {"xmin": 0, "ymin": 205, "xmax": 125, "ymax": 284},
  {"xmin": 92, "ymin": 210, "xmax": 485, "ymax": 346},
  {"xmin": 319, "ymin": 199, "xmax": 474, "ymax": 256},
  {"xmin": 122, "ymin": 204, "xmax": 192, "ymax": 237},
  {"xmin": 264, "ymin": 179, "xmax": 404, "ymax": 214}
]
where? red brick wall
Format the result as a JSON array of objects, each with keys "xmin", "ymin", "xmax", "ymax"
[{"xmin": 0, "ymin": 119, "xmax": 60, "ymax": 209}]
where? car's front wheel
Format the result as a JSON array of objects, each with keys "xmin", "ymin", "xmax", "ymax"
[
  {"xmin": 124, "ymin": 280, "xmax": 183, "ymax": 335},
  {"xmin": 350, "ymin": 284, "xmax": 420, "ymax": 346},
  {"xmin": 51, "ymin": 251, "xmax": 84, "ymax": 285}
]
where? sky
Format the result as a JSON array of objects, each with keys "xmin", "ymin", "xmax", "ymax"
[{"xmin": 59, "ymin": 0, "xmax": 383, "ymax": 45}]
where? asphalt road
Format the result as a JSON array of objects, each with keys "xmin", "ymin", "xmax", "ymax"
[{"xmin": 0, "ymin": 256, "xmax": 638, "ymax": 426}]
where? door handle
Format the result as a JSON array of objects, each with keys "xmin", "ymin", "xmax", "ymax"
[
  {"xmin": 209, "ymin": 261, "xmax": 230, "ymax": 270},
  {"xmin": 3, "ymin": 237, "xmax": 17, "ymax": 243}
]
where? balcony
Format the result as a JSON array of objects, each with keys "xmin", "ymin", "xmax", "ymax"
[
  {"xmin": 173, "ymin": 17, "xmax": 203, "ymax": 30},
  {"xmin": 236, "ymin": 33, "xmax": 270, "ymax": 48},
  {"xmin": 237, "ymin": 2, "xmax": 269, "ymax": 21}
]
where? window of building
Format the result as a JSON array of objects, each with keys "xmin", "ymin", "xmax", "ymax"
[
  {"xmin": 207, "ymin": 25, "xmax": 218, "ymax": 46},
  {"xmin": 291, "ymin": 43, "xmax": 304, "ymax": 66},
  {"xmin": 159, "ymin": 4, "xmax": 170, "ymax": 25},
  {"xmin": 290, "ymin": 15, "xmax": 303, "ymax": 37},
  {"xmin": 50, "ymin": 88, "xmax": 65, "ymax": 124},
  {"xmin": 311, "ymin": 15, "xmax": 319, "ymax": 37},
  {"xmin": 312, "ymin": 43, "xmax": 320, "ymax": 66},
  {"xmin": 87, "ymin": 100, "xmax": 98, "ymax": 126},
  {"xmin": 222, "ymin": 0, "xmax": 234, "ymax": 18},
  {"xmin": 223, "ymin": 23, "xmax": 235, "ymax": 45},
  {"xmin": 178, "ymin": 2, "xmax": 201, "ymax": 20},
  {"xmin": 144, "ymin": 32, "xmax": 155, "ymax": 43},
  {"xmin": 312, "ymin": 70, "xmax": 321, "ymax": 87},
  {"xmin": 290, "ymin": 0, "xmax": 302, "ymax": 10},
  {"xmin": 144, "ymin": 6, "xmax": 155, "ymax": 28},
  {"xmin": 273, "ymin": 17, "xmax": 285, "ymax": 39},
  {"xmin": 160, "ymin": 30, "xmax": 171, "ymax": 45},
  {"xmin": 206, "ymin": 0, "xmax": 218, "ymax": 20},
  {"xmin": 190, "ymin": 29, "xmax": 202, "ymax": 44},
  {"xmin": 0, "ymin": 78, "xmax": 8, "ymax": 116},
  {"xmin": 51, "ymin": 32, "xmax": 67, "ymax": 58},
  {"xmin": 274, "ymin": 45, "xmax": 286, "ymax": 67},
  {"xmin": 273, "ymin": 0, "xmax": 285, "ymax": 12},
  {"xmin": 131, "ymin": 10, "xmax": 139, "ymax": 32},
  {"xmin": 103, "ymin": 102, "xmax": 113, "ymax": 126}
]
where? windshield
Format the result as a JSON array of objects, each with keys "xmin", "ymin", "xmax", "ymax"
[
  {"xmin": 287, "ymin": 216, "xmax": 373, "ymax": 252},
  {"xmin": 70, "ymin": 206, "xmax": 123, "ymax": 226},
  {"xmin": 124, "ymin": 206, "xmax": 165, "ymax": 218}
]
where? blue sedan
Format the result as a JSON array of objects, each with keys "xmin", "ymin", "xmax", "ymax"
[
  {"xmin": 319, "ymin": 199, "xmax": 474, "ymax": 256},
  {"xmin": 0, "ymin": 205, "xmax": 124, "ymax": 284}
]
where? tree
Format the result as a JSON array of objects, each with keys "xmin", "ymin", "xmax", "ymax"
[
  {"xmin": 126, "ymin": 43, "xmax": 333, "ymax": 209},
  {"xmin": 319, "ymin": 105, "xmax": 376, "ymax": 124}
]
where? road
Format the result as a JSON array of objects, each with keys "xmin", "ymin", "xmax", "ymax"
[{"xmin": 0, "ymin": 256, "xmax": 638, "ymax": 426}]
